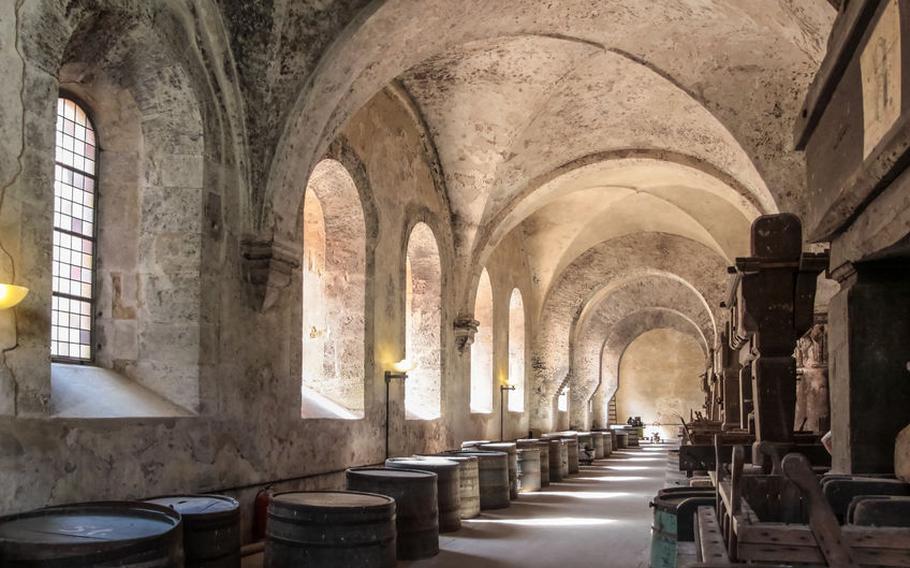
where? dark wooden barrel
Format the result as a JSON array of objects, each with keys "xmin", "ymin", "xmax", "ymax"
[
  {"xmin": 443, "ymin": 450, "xmax": 510, "ymax": 510},
  {"xmin": 0, "ymin": 501, "xmax": 182, "ymax": 567},
  {"xmin": 264, "ymin": 491, "xmax": 395, "ymax": 568},
  {"xmin": 478, "ymin": 443, "xmax": 519, "ymax": 499},
  {"xmin": 146, "ymin": 495, "xmax": 240, "ymax": 568},
  {"xmin": 591, "ymin": 432, "xmax": 605, "ymax": 458},
  {"xmin": 516, "ymin": 449, "xmax": 542, "ymax": 493},
  {"xmin": 517, "ymin": 439, "xmax": 550, "ymax": 486},
  {"xmin": 545, "ymin": 438, "xmax": 565, "ymax": 482},
  {"xmin": 385, "ymin": 457, "xmax": 461, "ymax": 532},
  {"xmin": 420, "ymin": 454, "xmax": 480, "ymax": 519},
  {"xmin": 616, "ymin": 431, "xmax": 629, "ymax": 449},
  {"xmin": 345, "ymin": 467, "xmax": 439, "ymax": 560}
]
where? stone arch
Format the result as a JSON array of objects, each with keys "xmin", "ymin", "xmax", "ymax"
[
  {"xmin": 299, "ymin": 159, "xmax": 367, "ymax": 419},
  {"xmin": 405, "ymin": 222, "xmax": 443, "ymax": 420},
  {"xmin": 568, "ymin": 273, "xmax": 714, "ymax": 428},
  {"xmin": 593, "ymin": 308, "xmax": 708, "ymax": 428},
  {"xmin": 531, "ymin": 233, "xmax": 726, "ymax": 431},
  {"xmin": 470, "ymin": 267, "xmax": 494, "ymax": 413},
  {"xmin": 507, "ymin": 288, "xmax": 526, "ymax": 413},
  {"xmin": 614, "ymin": 326, "xmax": 708, "ymax": 439}
]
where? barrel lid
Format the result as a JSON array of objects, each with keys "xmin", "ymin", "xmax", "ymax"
[
  {"xmin": 461, "ymin": 440, "xmax": 491, "ymax": 446},
  {"xmin": 386, "ymin": 457, "xmax": 458, "ymax": 470},
  {"xmin": 347, "ymin": 467, "xmax": 436, "ymax": 480},
  {"xmin": 0, "ymin": 502, "xmax": 180, "ymax": 546},
  {"xmin": 517, "ymin": 448, "xmax": 540, "ymax": 455},
  {"xmin": 146, "ymin": 495, "xmax": 238, "ymax": 516},
  {"xmin": 479, "ymin": 442, "xmax": 517, "ymax": 451},
  {"xmin": 517, "ymin": 438, "xmax": 541, "ymax": 443},
  {"xmin": 273, "ymin": 491, "xmax": 393, "ymax": 509},
  {"xmin": 419, "ymin": 453, "xmax": 477, "ymax": 464},
  {"xmin": 652, "ymin": 492, "xmax": 714, "ymax": 512},
  {"xmin": 448, "ymin": 449, "xmax": 507, "ymax": 459}
]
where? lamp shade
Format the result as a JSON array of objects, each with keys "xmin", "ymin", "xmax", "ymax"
[
  {"xmin": 391, "ymin": 359, "xmax": 414, "ymax": 373},
  {"xmin": 0, "ymin": 284, "xmax": 28, "ymax": 310}
]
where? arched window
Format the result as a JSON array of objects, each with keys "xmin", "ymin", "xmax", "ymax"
[
  {"xmin": 470, "ymin": 268, "xmax": 494, "ymax": 413},
  {"xmin": 405, "ymin": 223, "xmax": 442, "ymax": 420},
  {"xmin": 507, "ymin": 288, "xmax": 525, "ymax": 412},
  {"xmin": 51, "ymin": 98, "xmax": 97, "ymax": 362},
  {"xmin": 558, "ymin": 387, "xmax": 569, "ymax": 413},
  {"xmin": 300, "ymin": 159, "xmax": 367, "ymax": 419}
]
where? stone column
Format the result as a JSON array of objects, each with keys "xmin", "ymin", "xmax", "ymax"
[{"xmin": 829, "ymin": 261, "xmax": 910, "ymax": 473}]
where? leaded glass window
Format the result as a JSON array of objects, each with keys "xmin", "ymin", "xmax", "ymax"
[{"xmin": 51, "ymin": 97, "xmax": 97, "ymax": 361}]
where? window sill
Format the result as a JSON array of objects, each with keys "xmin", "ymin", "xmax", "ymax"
[
  {"xmin": 301, "ymin": 387, "xmax": 363, "ymax": 420},
  {"xmin": 51, "ymin": 363, "xmax": 194, "ymax": 419}
]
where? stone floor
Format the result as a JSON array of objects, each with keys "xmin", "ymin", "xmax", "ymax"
[{"xmin": 245, "ymin": 443, "xmax": 673, "ymax": 567}]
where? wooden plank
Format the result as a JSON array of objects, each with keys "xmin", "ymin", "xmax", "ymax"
[
  {"xmin": 677, "ymin": 542, "xmax": 698, "ymax": 567},
  {"xmin": 782, "ymin": 453, "xmax": 859, "ymax": 566},
  {"xmin": 696, "ymin": 506, "xmax": 730, "ymax": 564},
  {"xmin": 737, "ymin": 523, "xmax": 910, "ymax": 549},
  {"xmin": 794, "ymin": 0, "xmax": 882, "ymax": 149},
  {"xmin": 739, "ymin": 542, "xmax": 910, "ymax": 566}
]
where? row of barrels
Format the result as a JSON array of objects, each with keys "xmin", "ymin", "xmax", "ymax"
[
  {"xmin": 0, "ymin": 431, "xmax": 616, "ymax": 567},
  {"xmin": 0, "ymin": 495, "xmax": 241, "ymax": 567}
]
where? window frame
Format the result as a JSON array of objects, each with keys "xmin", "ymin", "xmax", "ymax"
[{"xmin": 51, "ymin": 93, "xmax": 101, "ymax": 365}]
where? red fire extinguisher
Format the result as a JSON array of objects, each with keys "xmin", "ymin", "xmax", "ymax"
[{"xmin": 253, "ymin": 485, "xmax": 273, "ymax": 541}]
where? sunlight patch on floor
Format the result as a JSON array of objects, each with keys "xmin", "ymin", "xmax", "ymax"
[{"xmin": 463, "ymin": 516, "xmax": 617, "ymax": 527}]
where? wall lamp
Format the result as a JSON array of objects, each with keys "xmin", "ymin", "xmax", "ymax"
[
  {"xmin": 385, "ymin": 359, "xmax": 413, "ymax": 459},
  {"xmin": 0, "ymin": 284, "xmax": 28, "ymax": 310},
  {"xmin": 500, "ymin": 382, "xmax": 516, "ymax": 441}
]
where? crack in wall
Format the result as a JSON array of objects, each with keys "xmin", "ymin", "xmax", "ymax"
[{"xmin": 0, "ymin": 0, "xmax": 30, "ymax": 416}]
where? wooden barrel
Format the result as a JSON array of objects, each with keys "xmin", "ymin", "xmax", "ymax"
[
  {"xmin": 0, "ymin": 501, "xmax": 182, "ymax": 566},
  {"xmin": 591, "ymin": 432, "xmax": 605, "ymax": 458},
  {"xmin": 478, "ymin": 443, "xmax": 519, "ymax": 499},
  {"xmin": 444, "ymin": 450, "xmax": 510, "ymax": 510},
  {"xmin": 545, "ymin": 438, "xmax": 565, "ymax": 482},
  {"xmin": 420, "ymin": 454, "xmax": 480, "ymax": 519},
  {"xmin": 616, "ymin": 431, "xmax": 629, "ymax": 449},
  {"xmin": 345, "ymin": 467, "xmax": 439, "ymax": 560},
  {"xmin": 264, "ymin": 491, "xmax": 396, "ymax": 568},
  {"xmin": 649, "ymin": 490, "xmax": 715, "ymax": 568},
  {"xmin": 517, "ymin": 439, "xmax": 550, "ymax": 486},
  {"xmin": 516, "ymin": 449, "xmax": 542, "ymax": 493},
  {"xmin": 602, "ymin": 430, "xmax": 613, "ymax": 457},
  {"xmin": 385, "ymin": 457, "xmax": 461, "ymax": 532},
  {"xmin": 146, "ymin": 495, "xmax": 240, "ymax": 568}
]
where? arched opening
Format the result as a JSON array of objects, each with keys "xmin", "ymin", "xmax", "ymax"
[
  {"xmin": 471, "ymin": 268, "xmax": 494, "ymax": 413},
  {"xmin": 51, "ymin": 98, "xmax": 98, "ymax": 362},
  {"xmin": 405, "ymin": 222, "xmax": 442, "ymax": 420},
  {"xmin": 507, "ymin": 288, "xmax": 526, "ymax": 413},
  {"xmin": 558, "ymin": 387, "xmax": 570, "ymax": 413},
  {"xmin": 300, "ymin": 159, "xmax": 367, "ymax": 419},
  {"xmin": 616, "ymin": 328, "xmax": 706, "ymax": 440}
]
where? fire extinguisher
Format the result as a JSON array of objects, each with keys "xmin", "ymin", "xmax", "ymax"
[{"xmin": 253, "ymin": 485, "xmax": 273, "ymax": 541}]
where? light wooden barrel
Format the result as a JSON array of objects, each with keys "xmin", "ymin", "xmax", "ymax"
[
  {"xmin": 345, "ymin": 467, "xmax": 439, "ymax": 560},
  {"xmin": 145, "ymin": 495, "xmax": 240, "ymax": 568},
  {"xmin": 444, "ymin": 450, "xmax": 510, "ymax": 510},
  {"xmin": 424, "ymin": 454, "xmax": 480, "ymax": 519},
  {"xmin": 0, "ymin": 501, "xmax": 182, "ymax": 567},
  {"xmin": 385, "ymin": 457, "xmax": 461, "ymax": 532},
  {"xmin": 517, "ymin": 439, "xmax": 550, "ymax": 486},
  {"xmin": 264, "ymin": 491, "xmax": 396, "ymax": 568},
  {"xmin": 516, "ymin": 449, "xmax": 542, "ymax": 493},
  {"xmin": 591, "ymin": 432, "xmax": 606, "ymax": 458},
  {"xmin": 562, "ymin": 436, "xmax": 580, "ymax": 473},
  {"xmin": 545, "ymin": 438, "xmax": 565, "ymax": 482},
  {"xmin": 478, "ymin": 443, "xmax": 519, "ymax": 499}
]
